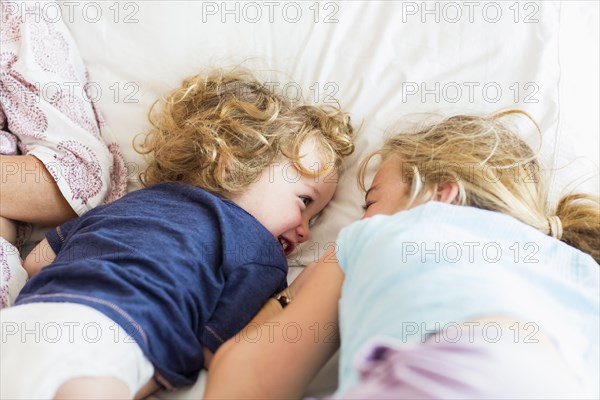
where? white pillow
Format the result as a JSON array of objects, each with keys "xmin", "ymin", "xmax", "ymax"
[
  {"xmin": 61, "ymin": 1, "xmax": 597, "ymax": 246},
  {"xmin": 61, "ymin": 1, "xmax": 597, "ymax": 269}
]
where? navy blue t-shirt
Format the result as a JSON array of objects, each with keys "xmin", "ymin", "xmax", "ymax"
[{"xmin": 16, "ymin": 182, "xmax": 288, "ymax": 388}]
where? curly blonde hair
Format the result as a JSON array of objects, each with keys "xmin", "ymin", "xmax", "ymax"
[
  {"xmin": 359, "ymin": 109, "xmax": 600, "ymax": 263},
  {"xmin": 137, "ymin": 69, "xmax": 354, "ymax": 197}
]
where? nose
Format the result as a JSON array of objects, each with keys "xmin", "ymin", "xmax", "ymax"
[{"xmin": 296, "ymin": 217, "xmax": 310, "ymax": 243}]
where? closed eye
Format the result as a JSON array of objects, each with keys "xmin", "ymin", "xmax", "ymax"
[{"xmin": 363, "ymin": 186, "xmax": 377, "ymax": 211}]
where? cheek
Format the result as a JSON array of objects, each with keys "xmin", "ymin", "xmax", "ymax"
[
  {"xmin": 289, "ymin": 208, "xmax": 303, "ymax": 227},
  {"xmin": 276, "ymin": 206, "xmax": 302, "ymax": 232}
]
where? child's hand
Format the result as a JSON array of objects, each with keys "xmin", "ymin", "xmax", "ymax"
[
  {"xmin": 23, "ymin": 238, "xmax": 56, "ymax": 277},
  {"xmin": 0, "ymin": 216, "xmax": 17, "ymax": 245}
]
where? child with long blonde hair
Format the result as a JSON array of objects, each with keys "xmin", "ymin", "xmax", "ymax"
[
  {"xmin": 205, "ymin": 110, "xmax": 599, "ymax": 399},
  {"xmin": 0, "ymin": 68, "xmax": 354, "ymax": 398},
  {"xmin": 358, "ymin": 110, "xmax": 598, "ymax": 259}
]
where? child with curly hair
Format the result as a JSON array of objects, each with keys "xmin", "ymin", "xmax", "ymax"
[{"xmin": 0, "ymin": 69, "xmax": 354, "ymax": 398}]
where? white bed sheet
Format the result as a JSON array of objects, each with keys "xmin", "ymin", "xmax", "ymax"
[{"xmin": 54, "ymin": 0, "xmax": 598, "ymax": 397}]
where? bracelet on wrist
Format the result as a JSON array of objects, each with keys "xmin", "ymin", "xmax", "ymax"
[{"xmin": 273, "ymin": 293, "xmax": 291, "ymax": 308}]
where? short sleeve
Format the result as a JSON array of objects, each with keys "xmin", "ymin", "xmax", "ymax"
[
  {"xmin": 336, "ymin": 217, "xmax": 376, "ymax": 275},
  {"xmin": 202, "ymin": 263, "xmax": 287, "ymax": 353},
  {"xmin": 45, "ymin": 216, "xmax": 81, "ymax": 254},
  {"xmin": 336, "ymin": 224, "xmax": 353, "ymax": 274}
]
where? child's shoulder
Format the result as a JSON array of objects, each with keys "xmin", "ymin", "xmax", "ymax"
[
  {"xmin": 123, "ymin": 182, "xmax": 220, "ymax": 203},
  {"xmin": 133, "ymin": 182, "xmax": 272, "ymax": 230}
]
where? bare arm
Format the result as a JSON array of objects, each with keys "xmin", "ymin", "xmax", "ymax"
[
  {"xmin": 204, "ymin": 249, "xmax": 344, "ymax": 399},
  {"xmin": 0, "ymin": 155, "xmax": 76, "ymax": 225},
  {"xmin": 23, "ymin": 238, "xmax": 56, "ymax": 277},
  {"xmin": 0, "ymin": 216, "xmax": 17, "ymax": 244}
]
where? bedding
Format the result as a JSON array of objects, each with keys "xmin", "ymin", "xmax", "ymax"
[
  {"xmin": 58, "ymin": 0, "xmax": 598, "ymax": 269},
  {"xmin": 2, "ymin": 0, "xmax": 598, "ymax": 397},
  {"xmin": 0, "ymin": 7, "xmax": 127, "ymax": 308},
  {"xmin": 0, "ymin": 8, "xmax": 127, "ymax": 214}
]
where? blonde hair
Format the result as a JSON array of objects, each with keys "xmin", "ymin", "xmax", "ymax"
[
  {"xmin": 137, "ymin": 68, "xmax": 354, "ymax": 197},
  {"xmin": 359, "ymin": 109, "xmax": 600, "ymax": 263}
]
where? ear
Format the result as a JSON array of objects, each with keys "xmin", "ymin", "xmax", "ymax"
[{"xmin": 436, "ymin": 181, "xmax": 460, "ymax": 204}]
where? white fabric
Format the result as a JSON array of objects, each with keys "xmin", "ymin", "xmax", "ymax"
[
  {"xmin": 0, "ymin": 302, "xmax": 154, "ymax": 399},
  {"xmin": 0, "ymin": 237, "xmax": 28, "ymax": 308},
  {"xmin": 0, "ymin": 5, "xmax": 127, "ymax": 214},
  {"xmin": 1, "ymin": 1, "xmax": 129, "ymax": 310}
]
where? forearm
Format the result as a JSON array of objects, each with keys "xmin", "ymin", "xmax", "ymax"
[
  {"xmin": 23, "ymin": 238, "xmax": 56, "ymax": 277},
  {"xmin": 205, "ymin": 260, "xmax": 343, "ymax": 399},
  {"xmin": 206, "ymin": 307, "xmax": 339, "ymax": 399},
  {"xmin": 247, "ymin": 289, "xmax": 294, "ymax": 327},
  {"xmin": 1, "ymin": 155, "xmax": 76, "ymax": 225}
]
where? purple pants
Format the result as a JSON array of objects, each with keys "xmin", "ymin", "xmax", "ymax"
[{"xmin": 342, "ymin": 327, "xmax": 592, "ymax": 399}]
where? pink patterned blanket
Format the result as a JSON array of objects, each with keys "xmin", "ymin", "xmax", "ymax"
[
  {"xmin": 0, "ymin": 6, "xmax": 127, "ymax": 212},
  {"xmin": 0, "ymin": 5, "xmax": 129, "ymax": 308}
]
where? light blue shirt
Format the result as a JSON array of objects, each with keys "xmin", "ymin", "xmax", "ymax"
[{"xmin": 336, "ymin": 202, "xmax": 599, "ymax": 396}]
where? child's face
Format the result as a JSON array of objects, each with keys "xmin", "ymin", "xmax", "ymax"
[
  {"xmin": 362, "ymin": 156, "xmax": 411, "ymax": 219},
  {"xmin": 232, "ymin": 141, "xmax": 337, "ymax": 256}
]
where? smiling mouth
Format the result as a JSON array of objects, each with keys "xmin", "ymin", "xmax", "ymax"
[{"xmin": 278, "ymin": 237, "xmax": 296, "ymax": 256}]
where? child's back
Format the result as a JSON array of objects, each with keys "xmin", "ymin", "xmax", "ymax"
[{"xmin": 17, "ymin": 182, "xmax": 288, "ymax": 386}]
